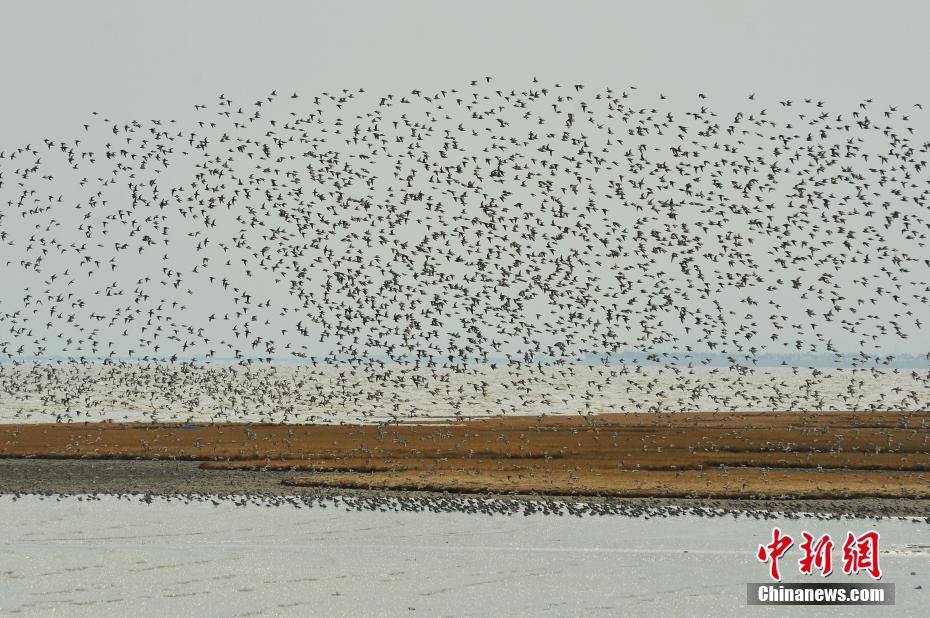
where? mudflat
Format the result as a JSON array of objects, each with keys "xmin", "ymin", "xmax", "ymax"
[{"xmin": 1, "ymin": 411, "xmax": 929, "ymax": 499}]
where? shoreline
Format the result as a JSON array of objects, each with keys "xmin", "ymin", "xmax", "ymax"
[{"xmin": 2, "ymin": 459, "xmax": 930, "ymax": 519}]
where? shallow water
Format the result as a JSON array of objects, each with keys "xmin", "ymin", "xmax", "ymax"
[{"xmin": 0, "ymin": 494, "xmax": 927, "ymax": 616}]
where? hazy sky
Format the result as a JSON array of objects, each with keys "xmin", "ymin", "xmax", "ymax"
[{"xmin": 2, "ymin": 0, "xmax": 929, "ymax": 145}]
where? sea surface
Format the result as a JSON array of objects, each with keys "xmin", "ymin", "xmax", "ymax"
[{"xmin": 0, "ymin": 494, "xmax": 928, "ymax": 616}]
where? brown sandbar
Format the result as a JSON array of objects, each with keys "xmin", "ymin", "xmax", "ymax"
[{"xmin": 2, "ymin": 411, "xmax": 929, "ymax": 498}]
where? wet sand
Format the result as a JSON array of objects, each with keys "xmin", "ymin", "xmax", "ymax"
[
  {"xmin": 2, "ymin": 411, "xmax": 929, "ymax": 503},
  {"xmin": 2, "ymin": 459, "xmax": 930, "ymax": 519}
]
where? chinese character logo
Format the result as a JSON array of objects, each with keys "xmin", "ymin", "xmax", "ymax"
[
  {"xmin": 756, "ymin": 527, "xmax": 794, "ymax": 581},
  {"xmin": 798, "ymin": 531, "xmax": 834, "ymax": 576},
  {"xmin": 842, "ymin": 531, "xmax": 882, "ymax": 580},
  {"xmin": 757, "ymin": 529, "xmax": 882, "ymax": 581}
]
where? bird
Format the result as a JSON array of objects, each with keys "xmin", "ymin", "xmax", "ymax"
[{"xmin": 0, "ymin": 78, "xmax": 926, "ymax": 470}]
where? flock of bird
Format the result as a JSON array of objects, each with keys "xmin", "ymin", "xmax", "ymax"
[
  {"xmin": 1, "ymin": 78, "xmax": 929, "ymax": 423},
  {"xmin": 8, "ymin": 491, "xmax": 924, "ymax": 522}
]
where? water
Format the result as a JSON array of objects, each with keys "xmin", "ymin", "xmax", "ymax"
[{"xmin": 1, "ymin": 494, "xmax": 927, "ymax": 616}]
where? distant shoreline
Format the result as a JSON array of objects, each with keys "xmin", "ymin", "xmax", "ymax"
[{"xmin": 3, "ymin": 353, "xmax": 930, "ymax": 368}]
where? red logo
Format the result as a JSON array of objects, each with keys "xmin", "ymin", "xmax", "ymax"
[
  {"xmin": 756, "ymin": 527, "xmax": 794, "ymax": 581},
  {"xmin": 798, "ymin": 532, "xmax": 834, "ymax": 577},
  {"xmin": 757, "ymin": 529, "xmax": 881, "ymax": 581},
  {"xmin": 842, "ymin": 531, "xmax": 882, "ymax": 580}
]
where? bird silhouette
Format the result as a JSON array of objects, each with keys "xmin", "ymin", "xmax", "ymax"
[{"xmin": 0, "ymin": 80, "xmax": 927, "ymax": 428}]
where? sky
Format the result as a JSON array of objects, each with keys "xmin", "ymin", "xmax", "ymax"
[
  {"xmin": 1, "ymin": 0, "xmax": 929, "ymax": 144},
  {"xmin": 1, "ymin": 1, "xmax": 929, "ymax": 364}
]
